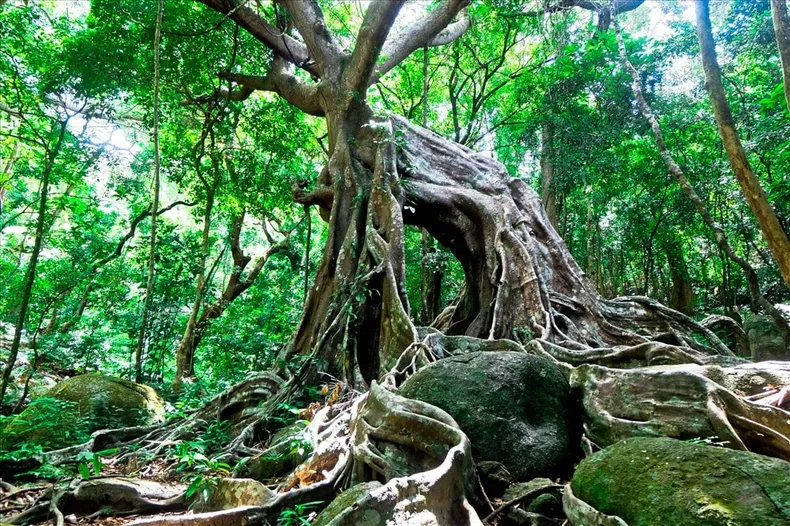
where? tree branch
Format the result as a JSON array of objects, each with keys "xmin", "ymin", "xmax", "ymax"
[
  {"xmin": 93, "ymin": 200, "xmax": 193, "ymax": 270},
  {"xmin": 343, "ymin": 0, "xmax": 407, "ymax": 94},
  {"xmin": 428, "ymin": 10, "xmax": 472, "ymax": 46},
  {"xmin": 281, "ymin": 0, "xmax": 344, "ymax": 78},
  {"xmin": 196, "ymin": 0, "xmax": 318, "ymax": 76},
  {"xmin": 188, "ymin": 58, "xmax": 323, "ymax": 116},
  {"xmin": 374, "ymin": 0, "xmax": 472, "ymax": 84},
  {"xmin": 293, "ymin": 181, "xmax": 334, "ymax": 211},
  {"xmin": 534, "ymin": 0, "xmax": 645, "ymax": 30}
]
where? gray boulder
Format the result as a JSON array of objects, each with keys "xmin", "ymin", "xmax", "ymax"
[{"xmin": 398, "ymin": 351, "xmax": 580, "ymax": 481}]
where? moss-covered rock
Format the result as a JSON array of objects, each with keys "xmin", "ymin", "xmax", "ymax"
[
  {"xmin": 312, "ymin": 481, "xmax": 383, "ymax": 526},
  {"xmin": 238, "ymin": 421, "xmax": 312, "ymax": 481},
  {"xmin": 744, "ymin": 315, "xmax": 788, "ymax": 361},
  {"xmin": 397, "ymin": 351, "xmax": 580, "ymax": 481},
  {"xmin": 571, "ymin": 437, "xmax": 790, "ymax": 526},
  {"xmin": 1, "ymin": 373, "xmax": 164, "ymax": 450}
]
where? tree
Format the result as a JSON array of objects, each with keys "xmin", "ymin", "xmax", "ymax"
[
  {"xmin": 613, "ymin": 13, "xmax": 788, "ymax": 336},
  {"xmin": 172, "ymin": 0, "xmax": 734, "ymax": 398},
  {"xmin": 6, "ymin": 2, "xmax": 790, "ymax": 525},
  {"xmin": 696, "ymin": 0, "xmax": 790, "ymax": 291},
  {"xmin": 133, "ymin": 0, "xmax": 164, "ymax": 383},
  {"xmin": 0, "ymin": 4, "xmax": 99, "ymax": 403},
  {"xmin": 771, "ymin": 0, "xmax": 790, "ymax": 112}
]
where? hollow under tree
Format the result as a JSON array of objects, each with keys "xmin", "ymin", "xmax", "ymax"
[{"xmin": 187, "ymin": 0, "xmax": 737, "ymax": 393}]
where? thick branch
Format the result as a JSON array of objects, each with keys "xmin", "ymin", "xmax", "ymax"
[
  {"xmin": 375, "ymin": 0, "xmax": 472, "ymax": 83},
  {"xmin": 281, "ymin": 0, "xmax": 344, "ymax": 78},
  {"xmin": 527, "ymin": 0, "xmax": 645, "ymax": 30},
  {"xmin": 197, "ymin": 0, "xmax": 317, "ymax": 76},
  {"xmin": 189, "ymin": 60, "xmax": 323, "ymax": 116},
  {"xmin": 343, "ymin": 0, "xmax": 406, "ymax": 94},
  {"xmin": 293, "ymin": 181, "xmax": 334, "ymax": 211}
]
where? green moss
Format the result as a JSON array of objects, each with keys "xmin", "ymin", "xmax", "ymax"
[
  {"xmin": 572, "ymin": 437, "xmax": 790, "ymax": 526},
  {"xmin": 1, "ymin": 374, "xmax": 164, "ymax": 451},
  {"xmin": 312, "ymin": 481, "xmax": 383, "ymax": 526}
]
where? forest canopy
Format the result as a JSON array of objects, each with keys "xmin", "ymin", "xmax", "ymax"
[{"xmin": 1, "ymin": 0, "xmax": 790, "ymax": 525}]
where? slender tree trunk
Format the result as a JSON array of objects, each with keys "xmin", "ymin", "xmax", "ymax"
[
  {"xmin": 664, "ymin": 238, "xmax": 695, "ymax": 314},
  {"xmin": 0, "ymin": 120, "xmax": 67, "ymax": 404},
  {"xmin": 614, "ymin": 16, "xmax": 788, "ymax": 333},
  {"xmin": 418, "ymin": 44, "xmax": 443, "ymax": 324},
  {"xmin": 540, "ymin": 121, "xmax": 558, "ymax": 229},
  {"xmin": 304, "ymin": 205, "xmax": 311, "ymax": 303},
  {"xmin": 174, "ymin": 187, "xmax": 215, "ymax": 391},
  {"xmin": 177, "ymin": 212, "xmax": 289, "ymax": 379},
  {"xmin": 134, "ymin": 0, "xmax": 164, "ymax": 383},
  {"xmin": 695, "ymin": 0, "xmax": 790, "ymax": 290},
  {"xmin": 771, "ymin": 0, "xmax": 790, "ymax": 112}
]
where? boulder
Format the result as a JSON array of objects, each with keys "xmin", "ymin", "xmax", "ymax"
[
  {"xmin": 192, "ymin": 478, "xmax": 274, "ymax": 512},
  {"xmin": 743, "ymin": 315, "xmax": 788, "ymax": 361},
  {"xmin": 1, "ymin": 373, "xmax": 164, "ymax": 450},
  {"xmin": 312, "ymin": 482, "xmax": 383, "ymax": 526},
  {"xmin": 397, "ymin": 351, "xmax": 580, "ymax": 481},
  {"xmin": 570, "ymin": 437, "xmax": 790, "ymax": 525},
  {"xmin": 236, "ymin": 422, "xmax": 312, "ymax": 481}
]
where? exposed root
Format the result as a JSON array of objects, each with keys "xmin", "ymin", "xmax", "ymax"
[
  {"xmin": 568, "ymin": 361, "xmax": 790, "ymax": 460},
  {"xmin": 482, "ymin": 479, "xmax": 561, "ymax": 523},
  {"xmin": 702, "ymin": 314, "xmax": 750, "ymax": 356},
  {"xmin": 48, "ymin": 488, "xmax": 65, "ymax": 526},
  {"xmin": 128, "ymin": 506, "xmax": 265, "ymax": 526}
]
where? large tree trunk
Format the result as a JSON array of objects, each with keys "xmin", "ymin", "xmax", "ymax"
[
  {"xmin": 696, "ymin": 0, "xmax": 790, "ymax": 291},
  {"xmin": 286, "ymin": 106, "xmax": 735, "ymax": 387},
  {"xmin": 771, "ymin": 0, "xmax": 790, "ymax": 112}
]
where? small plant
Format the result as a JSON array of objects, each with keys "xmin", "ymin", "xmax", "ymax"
[
  {"xmin": 1, "ymin": 397, "xmax": 89, "ymax": 450},
  {"xmin": 170, "ymin": 440, "xmax": 231, "ymax": 503},
  {"xmin": 277, "ymin": 500, "xmax": 323, "ymax": 526},
  {"xmin": 686, "ymin": 436, "xmax": 729, "ymax": 447},
  {"xmin": 184, "ymin": 473, "xmax": 221, "ymax": 503},
  {"xmin": 75, "ymin": 447, "xmax": 118, "ymax": 479},
  {"xmin": 200, "ymin": 420, "xmax": 231, "ymax": 452}
]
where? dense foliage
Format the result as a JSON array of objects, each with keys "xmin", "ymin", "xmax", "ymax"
[{"xmin": 1, "ymin": 0, "xmax": 788, "ymax": 408}]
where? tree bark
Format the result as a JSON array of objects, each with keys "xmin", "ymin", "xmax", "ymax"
[
  {"xmin": 696, "ymin": 0, "xmax": 790, "ymax": 291},
  {"xmin": 771, "ymin": 0, "xmax": 790, "ymax": 112},
  {"xmin": 540, "ymin": 121, "xmax": 558, "ymax": 229},
  {"xmin": 0, "ymin": 120, "xmax": 67, "ymax": 405},
  {"xmin": 664, "ymin": 238, "xmax": 695, "ymax": 315}
]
